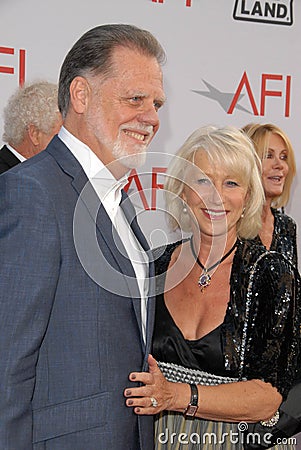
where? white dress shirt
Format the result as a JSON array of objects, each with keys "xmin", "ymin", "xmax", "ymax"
[{"xmin": 58, "ymin": 127, "xmax": 149, "ymax": 342}]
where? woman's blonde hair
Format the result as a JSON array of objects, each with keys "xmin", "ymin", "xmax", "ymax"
[
  {"xmin": 164, "ymin": 125, "xmax": 265, "ymax": 239},
  {"xmin": 242, "ymin": 123, "xmax": 296, "ymax": 208}
]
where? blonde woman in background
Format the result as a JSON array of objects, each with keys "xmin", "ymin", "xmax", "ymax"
[
  {"xmin": 242, "ymin": 123, "xmax": 297, "ymax": 268},
  {"xmin": 242, "ymin": 123, "xmax": 301, "ymax": 449}
]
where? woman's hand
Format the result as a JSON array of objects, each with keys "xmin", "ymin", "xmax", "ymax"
[
  {"xmin": 124, "ymin": 356, "xmax": 282, "ymax": 421},
  {"xmin": 124, "ymin": 354, "xmax": 186, "ymax": 415}
]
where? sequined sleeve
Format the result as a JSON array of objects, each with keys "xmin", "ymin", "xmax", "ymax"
[
  {"xmin": 272, "ymin": 210, "xmax": 298, "ymax": 269},
  {"xmin": 242, "ymin": 251, "xmax": 300, "ymax": 398}
]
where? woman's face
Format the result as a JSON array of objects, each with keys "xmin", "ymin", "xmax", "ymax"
[
  {"xmin": 182, "ymin": 150, "xmax": 248, "ymax": 240},
  {"xmin": 261, "ymin": 133, "xmax": 289, "ymax": 201}
]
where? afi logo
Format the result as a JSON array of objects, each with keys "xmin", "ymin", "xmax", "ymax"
[
  {"xmin": 233, "ymin": 0, "xmax": 293, "ymax": 25},
  {"xmin": 124, "ymin": 167, "xmax": 167, "ymax": 210},
  {"xmin": 193, "ymin": 72, "xmax": 291, "ymax": 117},
  {"xmin": 0, "ymin": 46, "xmax": 26, "ymax": 86},
  {"xmin": 152, "ymin": 0, "xmax": 192, "ymax": 7}
]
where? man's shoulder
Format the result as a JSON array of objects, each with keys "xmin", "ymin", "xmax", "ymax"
[
  {"xmin": 0, "ymin": 141, "xmax": 64, "ymax": 197},
  {"xmin": 3, "ymin": 137, "xmax": 70, "ymax": 180},
  {"xmin": 1, "ymin": 150, "xmax": 51, "ymax": 181}
]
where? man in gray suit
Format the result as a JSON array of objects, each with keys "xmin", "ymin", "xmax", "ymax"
[{"xmin": 0, "ymin": 24, "xmax": 166, "ymax": 449}]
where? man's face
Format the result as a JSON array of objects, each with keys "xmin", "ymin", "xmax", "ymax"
[{"xmin": 84, "ymin": 46, "xmax": 165, "ymax": 172}]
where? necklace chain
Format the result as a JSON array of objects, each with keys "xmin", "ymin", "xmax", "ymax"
[{"xmin": 189, "ymin": 237, "xmax": 237, "ymax": 291}]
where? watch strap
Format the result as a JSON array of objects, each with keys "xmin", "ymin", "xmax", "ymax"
[{"xmin": 183, "ymin": 383, "xmax": 198, "ymax": 418}]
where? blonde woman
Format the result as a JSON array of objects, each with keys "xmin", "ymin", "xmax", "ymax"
[
  {"xmin": 242, "ymin": 122, "xmax": 297, "ymax": 268},
  {"xmin": 124, "ymin": 126, "xmax": 300, "ymax": 450}
]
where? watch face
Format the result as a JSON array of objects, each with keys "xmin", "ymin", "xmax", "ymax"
[{"xmin": 184, "ymin": 404, "xmax": 198, "ymax": 417}]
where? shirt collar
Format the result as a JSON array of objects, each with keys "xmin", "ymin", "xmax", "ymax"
[
  {"xmin": 6, "ymin": 143, "xmax": 26, "ymax": 162},
  {"xmin": 58, "ymin": 126, "xmax": 128, "ymax": 204}
]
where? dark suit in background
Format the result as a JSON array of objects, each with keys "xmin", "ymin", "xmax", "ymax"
[{"xmin": 0, "ymin": 144, "xmax": 20, "ymax": 174}]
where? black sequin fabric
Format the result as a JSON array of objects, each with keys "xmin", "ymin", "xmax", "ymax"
[
  {"xmin": 153, "ymin": 238, "xmax": 300, "ymax": 398},
  {"xmin": 252, "ymin": 209, "xmax": 298, "ymax": 268}
]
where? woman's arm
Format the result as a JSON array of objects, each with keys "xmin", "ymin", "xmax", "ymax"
[{"xmin": 124, "ymin": 355, "xmax": 281, "ymax": 422}]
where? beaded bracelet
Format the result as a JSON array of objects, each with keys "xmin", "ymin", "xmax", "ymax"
[{"xmin": 260, "ymin": 410, "xmax": 280, "ymax": 427}]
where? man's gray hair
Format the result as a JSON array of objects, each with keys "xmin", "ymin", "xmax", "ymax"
[
  {"xmin": 58, "ymin": 23, "xmax": 166, "ymax": 118},
  {"xmin": 2, "ymin": 81, "xmax": 59, "ymax": 147}
]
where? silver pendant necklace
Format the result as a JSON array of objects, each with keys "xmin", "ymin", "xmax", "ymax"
[{"xmin": 189, "ymin": 237, "xmax": 237, "ymax": 292}]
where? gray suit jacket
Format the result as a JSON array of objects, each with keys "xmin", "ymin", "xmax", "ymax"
[{"xmin": 0, "ymin": 136, "xmax": 155, "ymax": 449}]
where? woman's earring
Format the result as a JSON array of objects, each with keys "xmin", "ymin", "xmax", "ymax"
[
  {"xmin": 241, "ymin": 207, "xmax": 246, "ymax": 218},
  {"xmin": 183, "ymin": 206, "xmax": 188, "ymax": 214}
]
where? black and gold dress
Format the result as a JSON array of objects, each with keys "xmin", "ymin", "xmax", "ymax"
[{"xmin": 152, "ymin": 239, "xmax": 300, "ymax": 449}]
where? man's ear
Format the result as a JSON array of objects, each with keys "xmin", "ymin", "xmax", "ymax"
[
  {"xmin": 69, "ymin": 76, "xmax": 90, "ymax": 114},
  {"xmin": 27, "ymin": 124, "xmax": 40, "ymax": 146}
]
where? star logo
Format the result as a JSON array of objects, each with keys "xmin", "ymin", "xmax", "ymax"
[{"xmin": 192, "ymin": 79, "xmax": 252, "ymax": 114}]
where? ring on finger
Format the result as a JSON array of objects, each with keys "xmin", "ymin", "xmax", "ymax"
[{"xmin": 150, "ymin": 397, "xmax": 158, "ymax": 408}]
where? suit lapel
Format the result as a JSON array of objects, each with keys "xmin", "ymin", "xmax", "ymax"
[
  {"xmin": 72, "ymin": 170, "xmax": 142, "ymax": 303},
  {"xmin": 120, "ymin": 190, "xmax": 156, "ymax": 355},
  {"xmin": 143, "ymin": 261, "xmax": 156, "ymax": 363},
  {"xmin": 46, "ymin": 137, "xmax": 147, "ymax": 339},
  {"xmin": 120, "ymin": 190, "xmax": 150, "ymax": 252}
]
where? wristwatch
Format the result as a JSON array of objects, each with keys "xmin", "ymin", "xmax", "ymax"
[{"xmin": 183, "ymin": 383, "xmax": 198, "ymax": 418}]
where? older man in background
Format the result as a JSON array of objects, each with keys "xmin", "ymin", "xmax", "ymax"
[{"xmin": 0, "ymin": 80, "xmax": 62, "ymax": 173}]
